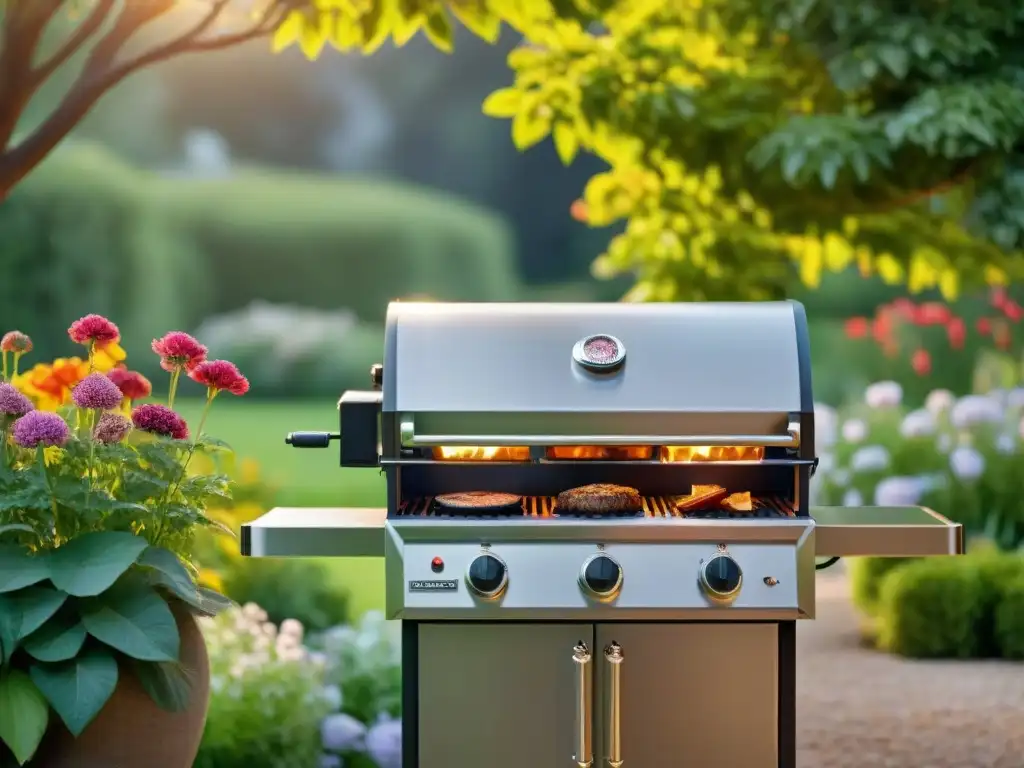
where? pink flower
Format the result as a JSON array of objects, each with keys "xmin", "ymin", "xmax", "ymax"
[
  {"xmin": 93, "ymin": 412, "xmax": 132, "ymax": 444},
  {"xmin": 68, "ymin": 314, "xmax": 120, "ymax": 346},
  {"xmin": 0, "ymin": 383, "xmax": 33, "ymax": 417},
  {"xmin": 12, "ymin": 411, "xmax": 71, "ymax": 448},
  {"xmin": 131, "ymin": 404, "xmax": 189, "ymax": 440},
  {"xmin": 108, "ymin": 368, "xmax": 152, "ymax": 401},
  {"xmin": 151, "ymin": 332, "xmax": 207, "ymax": 373},
  {"xmin": 0, "ymin": 331, "xmax": 32, "ymax": 353},
  {"xmin": 71, "ymin": 373, "xmax": 124, "ymax": 410},
  {"xmin": 188, "ymin": 360, "xmax": 249, "ymax": 396}
]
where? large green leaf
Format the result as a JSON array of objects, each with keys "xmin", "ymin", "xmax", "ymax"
[
  {"xmin": 80, "ymin": 580, "xmax": 180, "ymax": 662},
  {"xmin": 0, "ymin": 545, "xmax": 49, "ymax": 594},
  {"xmin": 22, "ymin": 609, "xmax": 87, "ymax": 663},
  {"xmin": 133, "ymin": 661, "xmax": 194, "ymax": 713},
  {"xmin": 48, "ymin": 532, "xmax": 148, "ymax": 597},
  {"xmin": 138, "ymin": 547, "xmax": 198, "ymax": 603},
  {"xmin": 0, "ymin": 586, "xmax": 68, "ymax": 661},
  {"xmin": 30, "ymin": 647, "xmax": 119, "ymax": 737},
  {"xmin": 0, "ymin": 670, "xmax": 49, "ymax": 765}
]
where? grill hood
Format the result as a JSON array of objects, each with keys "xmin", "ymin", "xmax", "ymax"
[{"xmin": 382, "ymin": 301, "xmax": 813, "ymax": 447}]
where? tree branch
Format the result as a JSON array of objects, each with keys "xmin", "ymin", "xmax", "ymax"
[
  {"xmin": 29, "ymin": 0, "xmax": 118, "ymax": 87},
  {"xmin": 0, "ymin": 0, "xmax": 65, "ymax": 147}
]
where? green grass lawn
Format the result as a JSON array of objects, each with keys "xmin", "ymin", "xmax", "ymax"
[{"xmin": 178, "ymin": 398, "xmax": 386, "ymax": 618}]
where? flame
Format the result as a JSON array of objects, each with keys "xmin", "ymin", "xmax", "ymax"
[
  {"xmin": 433, "ymin": 446, "xmax": 531, "ymax": 461},
  {"xmin": 660, "ymin": 446, "xmax": 764, "ymax": 462},
  {"xmin": 546, "ymin": 446, "xmax": 652, "ymax": 460}
]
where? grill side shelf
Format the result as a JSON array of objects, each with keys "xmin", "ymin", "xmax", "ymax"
[
  {"xmin": 812, "ymin": 506, "xmax": 963, "ymax": 557},
  {"xmin": 241, "ymin": 507, "xmax": 386, "ymax": 558}
]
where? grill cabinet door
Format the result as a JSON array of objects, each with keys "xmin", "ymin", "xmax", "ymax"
[
  {"xmin": 595, "ymin": 623, "xmax": 779, "ymax": 768},
  {"xmin": 418, "ymin": 624, "xmax": 595, "ymax": 768}
]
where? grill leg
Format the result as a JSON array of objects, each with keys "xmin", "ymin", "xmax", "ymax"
[
  {"xmin": 777, "ymin": 620, "xmax": 796, "ymax": 768},
  {"xmin": 402, "ymin": 622, "xmax": 419, "ymax": 768}
]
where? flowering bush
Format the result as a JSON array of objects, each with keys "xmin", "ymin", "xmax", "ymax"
[
  {"xmin": 314, "ymin": 612, "xmax": 402, "ymax": 768},
  {"xmin": 194, "ymin": 604, "xmax": 332, "ymax": 768},
  {"xmin": 0, "ymin": 316, "xmax": 248, "ymax": 765}
]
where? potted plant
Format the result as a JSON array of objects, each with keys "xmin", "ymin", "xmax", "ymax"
[{"xmin": 0, "ymin": 315, "xmax": 247, "ymax": 767}]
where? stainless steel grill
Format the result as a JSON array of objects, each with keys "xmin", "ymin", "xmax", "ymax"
[{"xmin": 242, "ymin": 300, "xmax": 962, "ymax": 768}]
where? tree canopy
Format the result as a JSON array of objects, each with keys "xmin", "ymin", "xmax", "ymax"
[{"xmin": 1, "ymin": 0, "xmax": 1021, "ymax": 304}]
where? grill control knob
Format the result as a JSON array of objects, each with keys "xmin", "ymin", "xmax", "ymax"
[
  {"xmin": 466, "ymin": 553, "xmax": 508, "ymax": 599},
  {"xmin": 579, "ymin": 554, "xmax": 623, "ymax": 600},
  {"xmin": 700, "ymin": 554, "xmax": 743, "ymax": 600}
]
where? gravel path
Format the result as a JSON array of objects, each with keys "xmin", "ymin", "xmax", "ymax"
[{"xmin": 797, "ymin": 569, "xmax": 1024, "ymax": 768}]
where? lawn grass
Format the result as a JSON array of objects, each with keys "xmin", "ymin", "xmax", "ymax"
[{"xmin": 178, "ymin": 397, "xmax": 386, "ymax": 617}]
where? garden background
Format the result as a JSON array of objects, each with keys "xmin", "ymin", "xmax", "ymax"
[{"xmin": 2, "ymin": 4, "xmax": 1024, "ymax": 766}]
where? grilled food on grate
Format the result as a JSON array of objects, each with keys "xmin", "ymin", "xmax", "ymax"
[
  {"xmin": 674, "ymin": 484, "xmax": 729, "ymax": 511},
  {"xmin": 556, "ymin": 483, "xmax": 643, "ymax": 514},
  {"xmin": 434, "ymin": 491, "xmax": 524, "ymax": 513},
  {"xmin": 722, "ymin": 491, "xmax": 753, "ymax": 512}
]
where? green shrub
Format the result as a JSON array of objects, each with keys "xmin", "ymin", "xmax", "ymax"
[
  {"xmin": 876, "ymin": 557, "xmax": 985, "ymax": 658},
  {"xmin": 847, "ymin": 557, "xmax": 915, "ymax": 616},
  {"xmin": 995, "ymin": 574, "xmax": 1024, "ymax": 660},
  {"xmin": 220, "ymin": 557, "xmax": 351, "ymax": 634},
  {"xmin": 971, "ymin": 551, "xmax": 1024, "ymax": 656},
  {"xmin": 157, "ymin": 166, "xmax": 521, "ymax": 323}
]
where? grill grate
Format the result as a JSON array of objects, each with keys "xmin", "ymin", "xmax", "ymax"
[{"xmin": 396, "ymin": 495, "xmax": 795, "ymax": 519}]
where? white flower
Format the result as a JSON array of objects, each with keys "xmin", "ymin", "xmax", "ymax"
[
  {"xmin": 996, "ymin": 434, "xmax": 1016, "ymax": 454},
  {"xmin": 1008, "ymin": 388, "xmax": 1024, "ymax": 410},
  {"xmin": 319, "ymin": 755, "xmax": 342, "ymax": 768},
  {"xmin": 950, "ymin": 395, "xmax": 1003, "ymax": 430},
  {"xmin": 850, "ymin": 445, "xmax": 890, "ymax": 473},
  {"xmin": 322, "ymin": 684, "xmax": 343, "ymax": 711},
  {"xmin": 949, "ymin": 446, "xmax": 986, "ymax": 480},
  {"xmin": 842, "ymin": 489, "xmax": 864, "ymax": 507},
  {"xmin": 841, "ymin": 419, "xmax": 867, "ymax": 443},
  {"xmin": 831, "ymin": 468, "xmax": 851, "ymax": 488},
  {"xmin": 937, "ymin": 433, "xmax": 953, "ymax": 453},
  {"xmin": 276, "ymin": 645, "xmax": 306, "ymax": 663},
  {"xmin": 814, "ymin": 403, "xmax": 838, "ymax": 449},
  {"xmin": 817, "ymin": 452, "xmax": 835, "ymax": 475},
  {"xmin": 924, "ymin": 389, "xmax": 955, "ymax": 414},
  {"xmin": 874, "ymin": 476, "xmax": 925, "ymax": 506},
  {"xmin": 365, "ymin": 716, "xmax": 402, "ymax": 768},
  {"xmin": 865, "ymin": 380, "xmax": 903, "ymax": 408},
  {"xmin": 280, "ymin": 618, "xmax": 304, "ymax": 641},
  {"xmin": 899, "ymin": 409, "xmax": 937, "ymax": 439},
  {"xmin": 321, "ymin": 713, "xmax": 367, "ymax": 752},
  {"xmin": 242, "ymin": 603, "xmax": 268, "ymax": 623}
]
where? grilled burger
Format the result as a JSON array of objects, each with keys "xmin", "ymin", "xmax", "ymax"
[
  {"xmin": 556, "ymin": 483, "xmax": 643, "ymax": 514},
  {"xmin": 435, "ymin": 491, "xmax": 523, "ymax": 512}
]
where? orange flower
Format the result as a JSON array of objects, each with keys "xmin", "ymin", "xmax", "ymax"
[{"xmin": 13, "ymin": 358, "xmax": 89, "ymax": 411}]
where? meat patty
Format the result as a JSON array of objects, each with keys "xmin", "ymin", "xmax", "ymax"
[
  {"xmin": 556, "ymin": 484, "xmax": 643, "ymax": 514},
  {"xmin": 434, "ymin": 491, "xmax": 523, "ymax": 511}
]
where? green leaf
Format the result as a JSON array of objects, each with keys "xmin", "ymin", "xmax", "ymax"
[
  {"xmin": 782, "ymin": 148, "xmax": 807, "ymax": 183},
  {"xmin": 819, "ymin": 152, "xmax": 842, "ymax": 189},
  {"xmin": 48, "ymin": 531, "xmax": 148, "ymax": 597},
  {"xmin": 423, "ymin": 7, "xmax": 454, "ymax": 52},
  {"xmin": 22, "ymin": 609, "xmax": 87, "ymax": 663},
  {"xmin": 196, "ymin": 436, "xmax": 233, "ymax": 453},
  {"xmin": 511, "ymin": 109, "xmax": 551, "ymax": 150},
  {"xmin": 482, "ymin": 87, "xmax": 522, "ymax": 118},
  {"xmin": 0, "ymin": 586, "xmax": 68, "ymax": 660},
  {"xmin": 80, "ymin": 579, "xmax": 180, "ymax": 662},
  {"xmin": 30, "ymin": 647, "xmax": 118, "ymax": 737},
  {"xmin": 450, "ymin": 0, "xmax": 501, "ymax": 43},
  {"xmin": 0, "ymin": 524, "xmax": 34, "ymax": 539},
  {"xmin": 553, "ymin": 123, "xmax": 579, "ymax": 165},
  {"xmin": 0, "ymin": 545, "xmax": 49, "ymax": 593},
  {"xmin": 133, "ymin": 661, "xmax": 194, "ymax": 713},
  {"xmin": 0, "ymin": 670, "xmax": 49, "ymax": 764},
  {"xmin": 194, "ymin": 587, "xmax": 234, "ymax": 618},
  {"xmin": 877, "ymin": 45, "xmax": 909, "ymax": 79},
  {"xmin": 138, "ymin": 547, "xmax": 203, "ymax": 608}
]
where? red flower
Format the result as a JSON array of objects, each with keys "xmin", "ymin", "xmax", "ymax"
[
  {"xmin": 68, "ymin": 314, "xmax": 120, "ymax": 346},
  {"xmin": 914, "ymin": 302, "xmax": 951, "ymax": 326},
  {"xmin": 977, "ymin": 317, "xmax": 992, "ymax": 335},
  {"xmin": 1003, "ymin": 301, "xmax": 1023, "ymax": 323},
  {"xmin": 0, "ymin": 331, "xmax": 32, "ymax": 353},
  {"xmin": 843, "ymin": 317, "xmax": 869, "ymax": 339},
  {"xmin": 993, "ymin": 322, "xmax": 1012, "ymax": 350},
  {"xmin": 871, "ymin": 315, "xmax": 892, "ymax": 343},
  {"xmin": 570, "ymin": 199, "xmax": 589, "ymax": 223},
  {"xmin": 991, "ymin": 287, "xmax": 1008, "ymax": 310},
  {"xmin": 946, "ymin": 317, "xmax": 966, "ymax": 350},
  {"xmin": 889, "ymin": 298, "xmax": 915, "ymax": 320},
  {"xmin": 151, "ymin": 332, "xmax": 207, "ymax": 372},
  {"xmin": 188, "ymin": 359, "xmax": 249, "ymax": 396},
  {"xmin": 911, "ymin": 348, "xmax": 931, "ymax": 376},
  {"xmin": 131, "ymin": 403, "xmax": 189, "ymax": 440},
  {"xmin": 108, "ymin": 368, "xmax": 152, "ymax": 401}
]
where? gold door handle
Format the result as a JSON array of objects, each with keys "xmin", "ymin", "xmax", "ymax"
[
  {"xmin": 604, "ymin": 643, "xmax": 624, "ymax": 767},
  {"xmin": 573, "ymin": 642, "xmax": 593, "ymax": 767}
]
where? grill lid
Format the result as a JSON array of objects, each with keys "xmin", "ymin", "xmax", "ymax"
[{"xmin": 384, "ymin": 301, "xmax": 810, "ymax": 444}]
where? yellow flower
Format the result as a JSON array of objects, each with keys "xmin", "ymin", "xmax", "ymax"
[
  {"xmin": 93, "ymin": 342, "xmax": 126, "ymax": 372},
  {"xmin": 12, "ymin": 358, "xmax": 89, "ymax": 411},
  {"xmin": 198, "ymin": 568, "xmax": 224, "ymax": 592}
]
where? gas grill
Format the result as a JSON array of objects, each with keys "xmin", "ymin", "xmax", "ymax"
[{"xmin": 241, "ymin": 301, "xmax": 962, "ymax": 768}]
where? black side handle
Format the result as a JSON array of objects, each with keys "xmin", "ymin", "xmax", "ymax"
[{"xmin": 286, "ymin": 431, "xmax": 340, "ymax": 448}]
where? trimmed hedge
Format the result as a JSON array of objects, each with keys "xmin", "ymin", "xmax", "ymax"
[
  {"xmin": 995, "ymin": 575, "xmax": 1024, "ymax": 660},
  {"xmin": 847, "ymin": 556, "xmax": 914, "ymax": 616}
]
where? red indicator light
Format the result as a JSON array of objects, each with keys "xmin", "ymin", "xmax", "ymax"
[{"xmin": 431, "ymin": 557, "xmax": 444, "ymax": 573}]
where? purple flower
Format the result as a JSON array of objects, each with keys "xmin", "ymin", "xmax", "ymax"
[
  {"xmin": 0, "ymin": 383, "xmax": 33, "ymax": 417},
  {"xmin": 93, "ymin": 412, "xmax": 132, "ymax": 444},
  {"xmin": 131, "ymin": 404, "xmax": 189, "ymax": 440},
  {"xmin": 12, "ymin": 411, "xmax": 71, "ymax": 448},
  {"xmin": 321, "ymin": 713, "xmax": 366, "ymax": 752},
  {"xmin": 71, "ymin": 373, "xmax": 124, "ymax": 410},
  {"xmin": 365, "ymin": 717, "xmax": 402, "ymax": 768}
]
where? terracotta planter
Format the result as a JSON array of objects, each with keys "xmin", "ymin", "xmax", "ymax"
[{"xmin": 32, "ymin": 602, "xmax": 210, "ymax": 768}]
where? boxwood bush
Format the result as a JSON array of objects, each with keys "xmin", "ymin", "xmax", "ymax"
[{"xmin": 995, "ymin": 574, "xmax": 1024, "ymax": 660}]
